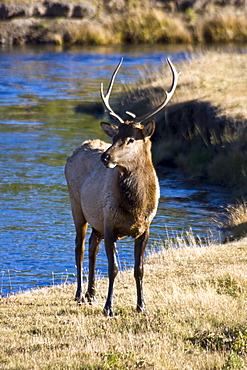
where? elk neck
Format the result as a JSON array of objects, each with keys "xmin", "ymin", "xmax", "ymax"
[{"xmin": 116, "ymin": 146, "xmax": 157, "ymax": 213}]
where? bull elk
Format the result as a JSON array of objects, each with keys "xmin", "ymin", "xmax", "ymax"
[{"xmin": 65, "ymin": 58, "xmax": 180, "ymax": 316}]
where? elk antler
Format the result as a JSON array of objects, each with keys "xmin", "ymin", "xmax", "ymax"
[
  {"xmin": 126, "ymin": 58, "xmax": 181, "ymax": 124},
  {"xmin": 101, "ymin": 58, "xmax": 180, "ymax": 125},
  {"xmin": 100, "ymin": 58, "xmax": 124, "ymax": 124}
]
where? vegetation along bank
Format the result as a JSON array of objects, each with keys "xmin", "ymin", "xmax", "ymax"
[{"xmin": 0, "ymin": 0, "xmax": 247, "ymax": 45}]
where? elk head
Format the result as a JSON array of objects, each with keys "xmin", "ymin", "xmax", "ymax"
[{"xmin": 100, "ymin": 58, "xmax": 180, "ymax": 171}]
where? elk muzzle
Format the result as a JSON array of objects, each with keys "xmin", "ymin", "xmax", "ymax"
[{"xmin": 101, "ymin": 151, "xmax": 116, "ymax": 169}]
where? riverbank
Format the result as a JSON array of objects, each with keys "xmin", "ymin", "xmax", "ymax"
[
  {"xmin": 120, "ymin": 51, "xmax": 247, "ymax": 194},
  {"xmin": 1, "ymin": 237, "xmax": 247, "ymax": 369},
  {"xmin": 0, "ymin": 0, "xmax": 247, "ymax": 45}
]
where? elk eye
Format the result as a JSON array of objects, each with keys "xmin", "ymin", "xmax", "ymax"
[{"xmin": 126, "ymin": 138, "xmax": 134, "ymax": 145}]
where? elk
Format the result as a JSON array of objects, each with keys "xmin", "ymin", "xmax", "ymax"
[{"xmin": 65, "ymin": 58, "xmax": 180, "ymax": 316}]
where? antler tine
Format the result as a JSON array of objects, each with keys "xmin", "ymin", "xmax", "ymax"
[
  {"xmin": 131, "ymin": 58, "xmax": 181, "ymax": 125},
  {"xmin": 100, "ymin": 58, "xmax": 124, "ymax": 124}
]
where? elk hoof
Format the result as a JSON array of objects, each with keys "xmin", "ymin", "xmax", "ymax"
[
  {"xmin": 136, "ymin": 304, "xmax": 146, "ymax": 313},
  {"xmin": 85, "ymin": 291, "xmax": 96, "ymax": 304},
  {"xmin": 75, "ymin": 293, "xmax": 86, "ymax": 305},
  {"xmin": 103, "ymin": 306, "xmax": 114, "ymax": 317}
]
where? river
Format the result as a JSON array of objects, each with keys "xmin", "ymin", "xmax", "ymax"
[{"xmin": 0, "ymin": 44, "xmax": 237, "ymax": 296}]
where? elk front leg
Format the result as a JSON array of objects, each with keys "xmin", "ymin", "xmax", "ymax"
[
  {"xmin": 134, "ymin": 229, "xmax": 149, "ymax": 312},
  {"xmin": 103, "ymin": 228, "xmax": 118, "ymax": 316},
  {"xmin": 75, "ymin": 222, "xmax": 88, "ymax": 303},
  {"xmin": 86, "ymin": 228, "xmax": 102, "ymax": 303}
]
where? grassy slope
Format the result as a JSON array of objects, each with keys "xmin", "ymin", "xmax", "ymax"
[
  {"xmin": 126, "ymin": 51, "xmax": 247, "ymax": 191},
  {"xmin": 129, "ymin": 51, "xmax": 247, "ymax": 128},
  {"xmin": 170, "ymin": 52, "xmax": 247, "ymax": 187},
  {"xmin": 1, "ymin": 238, "xmax": 247, "ymax": 369},
  {"xmin": 174, "ymin": 51, "xmax": 247, "ymax": 121}
]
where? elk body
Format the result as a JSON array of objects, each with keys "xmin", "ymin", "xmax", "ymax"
[{"xmin": 65, "ymin": 59, "xmax": 180, "ymax": 316}]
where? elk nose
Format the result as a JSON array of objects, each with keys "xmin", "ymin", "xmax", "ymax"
[{"xmin": 101, "ymin": 152, "xmax": 111, "ymax": 164}]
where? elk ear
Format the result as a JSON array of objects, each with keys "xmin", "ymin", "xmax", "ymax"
[
  {"xmin": 100, "ymin": 122, "xmax": 119, "ymax": 138},
  {"xmin": 142, "ymin": 120, "xmax": 155, "ymax": 139}
]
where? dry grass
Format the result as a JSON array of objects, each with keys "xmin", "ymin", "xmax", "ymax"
[
  {"xmin": 176, "ymin": 52, "xmax": 247, "ymax": 121},
  {"xmin": 63, "ymin": 19, "xmax": 120, "ymax": 45},
  {"xmin": 224, "ymin": 200, "xmax": 247, "ymax": 228},
  {"xmin": 1, "ymin": 238, "xmax": 247, "ymax": 369},
  {"xmin": 220, "ymin": 200, "xmax": 247, "ymax": 241}
]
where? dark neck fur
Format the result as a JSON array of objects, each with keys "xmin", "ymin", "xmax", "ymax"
[{"xmin": 117, "ymin": 158, "xmax": 156, "ymax": 213}]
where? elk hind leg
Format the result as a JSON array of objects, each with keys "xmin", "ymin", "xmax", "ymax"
[
  {"xmin": 103, "ymin": 228, "xmax": 118, "ymax": 316},
  {"xmin": 134, "ymin": 229, "xmax": 149, "ymax": 312},
  {"xmin": 74, "ymin": 213, "xmax": 88, "ymax": 304},
  {"xmin": 86, "ymin": 228, "xmax": 102, "ymax": 303}
]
